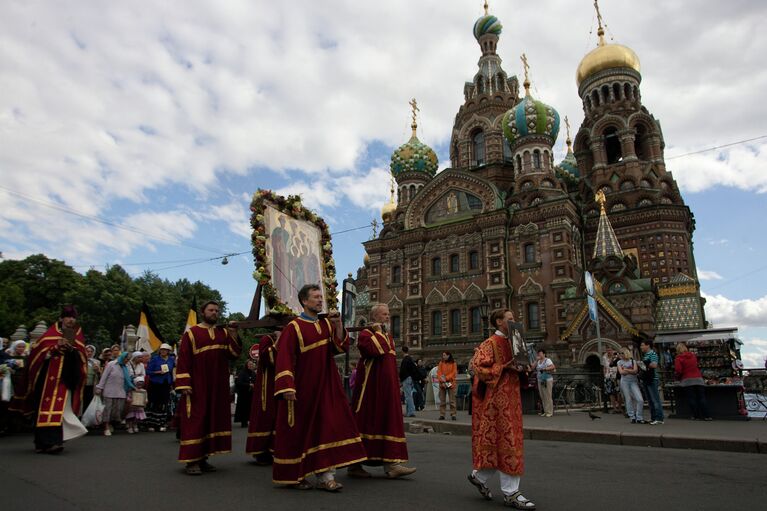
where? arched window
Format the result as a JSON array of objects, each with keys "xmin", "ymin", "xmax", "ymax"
[
  {"xmin": 533, "ymin": 150, "xmax": 542, "ymax": 169},
  {"xmin": 604, "ymin": 127, "xmax": 623, "ymax": 164},
  {"xmin": 431, "ymin": 257, "xmax": 441, "ymax": 276},
  {"xmin": 450, "ymin": 309, "xmax": 461, "ymax": 334},
  {"xmin": 624, "ymin": 83, "xmax": 632, "ymax": 100},
  {"xmin": 524, "ymin": 243, "xmax": 536, "ymax": 264},
  {"xmin": 470, "ymin": 307, "xmax": 482, "ymax": 334},
  {"xmin": 515, "ymin": 154, "xmax": 523, "ymax": 172},
  {"xmin": 613, "ymin": 83, "xmax": 622, "ymax": 101},
  {"xmin": 634, "ymin": 124, "xmax": 651, "ymax": 161},
  {"xmin": 391, "ymin": 315, "xmax": 401, "ymax": 339},
  {"xmin": 640, "ymin": 179, "xmax": 652, "ymax": 189},
  {"xmin": 620, "ymin": 180, "xmax": 635, "ymax": 191},
  {"xmin": 503, "ymin": 137, "xmax": 514, "ymax": 163},
  {"xmin": 473, "ymin": 130, "xmax": 486, "ymax": 166},
  {"xmin": 431, "ymin": 310, "xmax": 442, "ymax": 336},
  {"xmin": 409, "ymin": 185, "xmax": 416, "ymax": 200},
  {"xmin": 391, "ymin": 265, "xmax": 401, "ymax": 284},
  {"xmin": 592, "ymin": 89, "xmax": 600, "ymax": 107},
  {"xmin": 449, "ymin": 254, "xmax": 460, "ymax": 273},
  {"xmin": 601, "ymin": 85, "xmax": 611, "ymax": 103},
  {"xmin": 469, "ymin": 251, "xmax": 479, "ymax": 270},
  {"xmin": 526, "ymin": 302, "xmax": 540, "ymax": 330}
]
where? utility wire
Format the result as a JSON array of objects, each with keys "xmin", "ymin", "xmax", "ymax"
[{"xmin": 666, "ymin": 135, "xmax": 767, "ymax": 160}]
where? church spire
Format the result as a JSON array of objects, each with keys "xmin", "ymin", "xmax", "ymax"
[{"xmin": 592, "ymin": 190, "xmax": 623, "ymax": 258}]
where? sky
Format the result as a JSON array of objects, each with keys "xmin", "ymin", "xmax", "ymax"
[{"xmin": 1, "ymin": 0, "xmax": 766, "ymax": 366}]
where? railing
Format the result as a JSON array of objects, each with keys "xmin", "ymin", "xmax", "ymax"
[{"xmin": 550, "ymin": 370, "xmax": 604, "ymax": 412}]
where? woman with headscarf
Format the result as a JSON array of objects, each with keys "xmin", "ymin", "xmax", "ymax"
[
  {"xmin": 95, "ymin": 352, "xmax": 135, "ymax": 436},
  {"xmin": 146, "ymin": 343, "xmax": 175, "ymax": 432},
  {"xmin": 82, "ymin": 345, "xmax": 102, "ymax": 412}
]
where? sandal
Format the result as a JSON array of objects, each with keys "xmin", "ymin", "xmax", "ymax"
[
  {"xmin": 292, "ymin": 480, "xmax": 313, "ymax": 490},
  {"xmin": 199, "ymin": 460, "xmax": 217, "ymax": 472},
  {"xmin": 467, "ymin": 473, "xmax": 493, "ymax": 500},
  {"xmin": 504, "ymin": 491, "xmax": 536, "ymax": 509},
  {"xmin": 185, "ymin": 463, "xmax": 202, "ymax": 476},
  {"xmin": 317, "ymin": 479, "xmax": 343, "ymax": 492}
]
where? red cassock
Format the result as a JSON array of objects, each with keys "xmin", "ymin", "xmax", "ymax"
[
  {"xmin": 176, "ymin": 324, "xmax": 242, "ymax": 464},
  {"xmin": 471, "ymin": 334, "xmax": 525, "ymax": 476},
  {"xmin": 272, "ymin": 317, "xmax": 367, "ymax": 484},
  {"xmin": 245, "ymin": 335, "xmax": 277, "ymax": 456},
  {"xmin": 20, "ymin": 323, "xmax": 87, "ymax": 425},
  {"xmin": 351, "ymin": 328, "xmax": 408, "ymax": 464}
]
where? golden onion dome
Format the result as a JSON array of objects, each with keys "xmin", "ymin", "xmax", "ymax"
[
  {"xmin": 363, "ymin": 252, "xmax": 370, "ymax": 266},
  {"xmin": 576, "ymin": 28, "xmax": 640, "ymax": 87},
  {"xmin": 381, "ymin": 199, "xmax": 396, "ymax": 219}
]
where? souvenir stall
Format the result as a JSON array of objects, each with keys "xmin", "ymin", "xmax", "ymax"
[{"xmin": 655, "ymin": 328, "xmax": 748, "ymax": 420}]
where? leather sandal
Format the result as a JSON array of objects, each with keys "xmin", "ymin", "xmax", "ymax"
[
  {"xmin": 318, "ymin": 479, "xmax": 343, "ymax": 492},
  {"xmin": 504, "ymin": 491, "xmax": 536, "ymax": 509},
  {"xmin": 199, "ymin": 460, "xmax": 217, "ymax": 472},
  {"xmin": 293, "ymin": 480, "xmax": 313, "ymax": 490},
  {"xmin": 185, "ymin": 463, "xmax": 202, "ymax": 476},
  {"xmin": 467, "ymin": 473, "xmax": 493, "ymax": 500}
]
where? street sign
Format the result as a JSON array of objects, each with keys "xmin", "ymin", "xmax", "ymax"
[
  {"xmin": 584, "ymin": 271, "xmax": 595, "ymax": 297},
  {"xmin": 587, "ymin": 295, "xmax": 598, "ymax": 322},
  {"xmin": 249, "ymin": 344, "xmax": 259, "ymax": 360}
]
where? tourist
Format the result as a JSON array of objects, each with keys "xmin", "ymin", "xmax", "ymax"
[
  {"xmin": 617, "ymin": 348, "xmax": 644, "ymax": 424},
  {"xmin": 96, "ymin": 352, "xmax": 135, "ymax": 436},
  {"xmin": 23, "ymin": 306, "xmax": 88, "ymax": 454},
  {"xmin": 83, "ymin": 345, "xmax": 102, "ymax": 412},
  {"xmin": 468, "ymin": 309, "xmax": 535, "ymax": 509},
  {"xmin": 602, "ymin": 347, "xmax": 621, "ymax": 413},
  {"xmin": 348, "ymin": 303, "xmax": 416, "ymax": 479},
  {"xmin": 399, "ymin": 345, "xmax": 420, "ymax": 418},
  {"xmin": 429, "ymin": 364, "xmax": 441, "ymax": 410},
  {"xmin": 640, "ymin": 340, "xmax": 664, "ymax": 425},
  {"xmin": 271, "ymin": 284, "xmax": 367, "ymax": 491},
  {"xmin": 674, "ymin": 343, "xmax": 712, "ymax": 421},
  {"xmin": 437, "ymin": 351, "xmax": 458, "ymax": 421},
  {"xmin": 175, "ymin": 300, "xmax": 241, "ymax": 475},
  {"xmin": 126, "ymin": 376, "xmax": 147, "ymax": 433},
  {"xmin": 234, "ymin": 360, "xmax": 256, "ymax": 428},
  {"xmin": 414, "ymin": 358, "xmax": 427, "ymax": 411},
  {"xmin": 535, "ymin": 349, "xmax": 555, "ymax": 417},
  {"xmin": 146, "ymin": 343, "xmax": 175, "ymax": 432}
]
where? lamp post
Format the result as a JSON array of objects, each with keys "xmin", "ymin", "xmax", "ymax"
[{"xmin": 479, "ymin": 294, "xmax": 491, "ymax": 339}]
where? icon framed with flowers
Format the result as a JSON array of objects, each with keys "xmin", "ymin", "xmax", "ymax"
[{"xmin": 250, "ymin": 189, "xmax": 338, "ymax": 316}]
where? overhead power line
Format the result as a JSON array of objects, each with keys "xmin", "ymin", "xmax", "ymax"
[{"xmin": 666, "ymin": 135, "xmax": 767, "ymax": 160}]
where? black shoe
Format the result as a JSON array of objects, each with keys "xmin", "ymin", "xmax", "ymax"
[
  {"xmin": 631, "ymin": 419, "xmax": 636, "ymax": 424},
  {"xmin": 438, "ymin": 416, "xmax": 445, "ymax": 420},
  {"xmin": 451, "ymin": 416, "xmax": 457, "ymax": 421}
]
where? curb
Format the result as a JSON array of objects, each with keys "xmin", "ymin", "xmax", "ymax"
[{"xmin": 406, "ymin": 419, "xmax": 766, "ymax": 455}]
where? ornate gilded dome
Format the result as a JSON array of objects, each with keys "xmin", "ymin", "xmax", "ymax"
[
  {"xmin": 559, "ymin": 150, "xmax": 579, "ymax": 177},
  {"xmin": 473, "ymin": 14, "xmax": 502, "ymax": 40},
  {"xmin": 390, "ymin": 134, "xmax": 438, "ymax": 177},
  {"xmin": 576, "ymin": 8, "xmax": 640, "ymax": 87},
  {"xmin": 502, "ymin": 93, "xmax": 560, "ymax": 149}
]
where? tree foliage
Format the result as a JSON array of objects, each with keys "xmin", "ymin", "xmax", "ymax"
[{"xmin": 0, "ymin": 254, "xmax": 228, "ymax": 349}]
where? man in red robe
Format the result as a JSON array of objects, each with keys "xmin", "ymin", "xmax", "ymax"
[
  {"xmin": 20, "ymin": 305, "xmax": 88, "ymax": 454},
  {"xmin": 246, "ymin": 333, "xmax": 278, "ymax": 465},
  {"xmin": 176, "ymin": 300, "xmax": 242, "ymax": 475},
  {"xmin": 468, "ymin": 309, "xmax": 536, "ymax": 510},
  {"xmin": 272, "ymin": 284, "xmax": 367, "ymax": 491},
  {"xmin": 347, "ymin": 303, "xmax": 415, "ymax": 479}
]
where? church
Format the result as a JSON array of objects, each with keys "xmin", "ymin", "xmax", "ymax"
[{"xmin": 351, "ymin": 2, "xmax": 706, "ymax": 368}]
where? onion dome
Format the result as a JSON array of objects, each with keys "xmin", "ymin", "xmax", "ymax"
[
  {"xmin": 381, "ymin": 178, "xmax": 397, "ymax": 221},
  {"xmin": 363, "ymin": 252, "xmax": 370, "ymax": 266},
  {"xmin": 473, "ymin": 14, "xmax": 502, "ymax": 40},
  {"xmin": 390, "ymin": 99, "xmax": 438, "ymax": 177},
  {"xmin": 502, "ymin": 71, "xmax": 560, "ymax": 149},
  {"xmin": 558, "ymin": 116, "xmax": 579, "ymax": 177},
  {"xmin": 576, "ymin": 6, "xmax": 640, "ymax": 87}
]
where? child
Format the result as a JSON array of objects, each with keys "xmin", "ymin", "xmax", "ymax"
[{"xmin": 126, "ymin": 376, "xmax": 147, "ymax": 434}]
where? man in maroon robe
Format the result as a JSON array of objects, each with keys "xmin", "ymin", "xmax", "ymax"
[
  {"xmin": 176, "ymin": 300, "xmax": 242, "ymax": 475},
  {"xmin": 348, "ymin": 303, "xmax": 415, "ymax": 479},
  {"xmin": 246, "ymin": 333, "xmax": 278, "ymax": 465},
  {"xmin": 272, "ymin": 284, "xmax": 367, "ymax": 491},
  {"xmin": 20, "ymin": 305, "xmax": 87, "ymax": 454},
  {"xmin": 468, "ymin": 309, "xmax": 535, "ymax": 509}
]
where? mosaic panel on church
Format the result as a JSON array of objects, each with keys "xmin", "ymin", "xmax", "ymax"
[{"xmin": 425, "ymin": 190, "xmax": 483, "ymax": 225}]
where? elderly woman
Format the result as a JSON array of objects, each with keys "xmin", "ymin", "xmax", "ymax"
[
  {"xmin": 95, "ymin": 352, "xmax": 135, "ymax": 436},
  {"xmin": 82, "ymin": 345, "xmax": 102, "ymax": 412},
  {"xmin": 674, "ymin": 343, "xmax": 712, "ymax": 420},
  {"xmin": 146, "ymin": 343, "xmax": 175, "ymax": 432},
  {"xmin": 617, "ymin": 348, "xmax": 644, "ymax": 424}
]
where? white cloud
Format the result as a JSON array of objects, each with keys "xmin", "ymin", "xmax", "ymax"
[
  {"xmin": 740, "ymin": 338, "xmax": 767, "ymax": 368},
  {"xmin": 697, "ymin": 269, "xmax": 724, "ymax": 281},
  {"xmin": 703, "ymin": 292, "xmax": 767, "ymax": 329}
]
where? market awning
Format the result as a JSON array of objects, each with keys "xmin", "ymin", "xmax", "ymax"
[{"xmin": 654, "ymin": 328, "xmax": 740, "ymax": 345}]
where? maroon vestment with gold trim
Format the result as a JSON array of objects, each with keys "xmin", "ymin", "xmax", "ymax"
[
  {"xmin": 471, "ymin": 334, "xmax": 525, "ymax": 475},
  {"xmin": 245, "ymin": 335, "xmax": 277, "ymax": 455},
  {"xmin": 176, "ymin": 324, "xmax": 242, "ymax": 463},
  {"xmin": 21, "ymin": 323, "xmax": 87, "ymax": 427},
  {"xmin": 351, "ymin": 328, "xmax": 408, "ymax": 464},
  {"xmin": 272, "ymin": 317, "xmax": 367, "ymax": 484}
]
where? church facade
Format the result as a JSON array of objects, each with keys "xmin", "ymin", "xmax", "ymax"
[{"xmin": 351, "ymin": 4, "xmax": 706, "ymax": 367}]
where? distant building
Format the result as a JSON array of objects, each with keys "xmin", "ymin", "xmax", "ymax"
[{"xmin": 352, "ymin": 5, "xmax": 706, "ymax": 368}]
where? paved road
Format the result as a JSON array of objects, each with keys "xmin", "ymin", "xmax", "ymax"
[{"xmin": 1, "ymin": 427, "xmax": 764, "ymax": 510}]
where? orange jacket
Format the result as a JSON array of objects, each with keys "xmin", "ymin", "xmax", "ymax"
[{"xmin": 437, "ymin": 361, "xmax": 457, "ymax": 385}]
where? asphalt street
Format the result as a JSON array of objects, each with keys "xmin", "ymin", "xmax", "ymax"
[{"xmin": 0, "ymin": 427, "xmax": 764, "ymax": 511}]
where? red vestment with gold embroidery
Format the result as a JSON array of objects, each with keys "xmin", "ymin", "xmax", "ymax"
[
  {"xmin": 272, "ymin": 317, "xmax": 367, "ymax": 484},
  {"xmin": 245, "ymin": 335, "xmax": 277, "ymax": 455},
  {"xmin": 471, "ymin": 334, "xmax": 525, "ymax": 475},
  {"xmin": 351, "ymin": 328, "xmax": 408, "ymax": 464},
  {"xmin": 176, "ymin": 324, "xmax": 241, "ymax": 463}
]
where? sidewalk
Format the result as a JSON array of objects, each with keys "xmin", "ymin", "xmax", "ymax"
[{"xmin": 404, "ymin": 406, "xmax": 767, "ymax": 454}]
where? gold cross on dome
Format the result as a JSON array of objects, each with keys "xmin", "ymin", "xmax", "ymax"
[
  {"xmin": 595, "ymin": 189, "xmax": 607, "ymax": 210},
  {"xmin": 520, "ymin": 53, "xmax": 530, "ymax": 82},
  {"xmin": 409, "ymin": 98, "xmax": 419, "ymax": 136},
  {"xmin": 565, "ymin": 116, "xmax": 571, "ymax": 140},
  {"xmin": 484, "ymin": 1, "xmax": 489, "ymax": 15},
  {"xmin": 594, "ymin": 0, "xmax": 604, "ymax": 31}
]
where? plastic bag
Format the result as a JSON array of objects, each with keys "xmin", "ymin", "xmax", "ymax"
[
  {"xmin": 82, "ymin": 395, "xmax": 105, "ymax": 428},
  {"xmin": 1, "ymin": 375, "xmax": 12, "ymax": 402}
]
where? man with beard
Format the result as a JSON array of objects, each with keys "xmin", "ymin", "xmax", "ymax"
[
  {"xmin": 176, "ymin": 301, "xmax": 242, "ymax": 475},
  {"xmin": 21, "ymin": 305, "xmax": 88, "ymax": 454},
  {"xmin": 272, "ymin": 284, "xmax": 367, "ymax": 491},
  {"xmin": 347, "ymin": 303, "xmax": 416, "ymax": 479}
]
